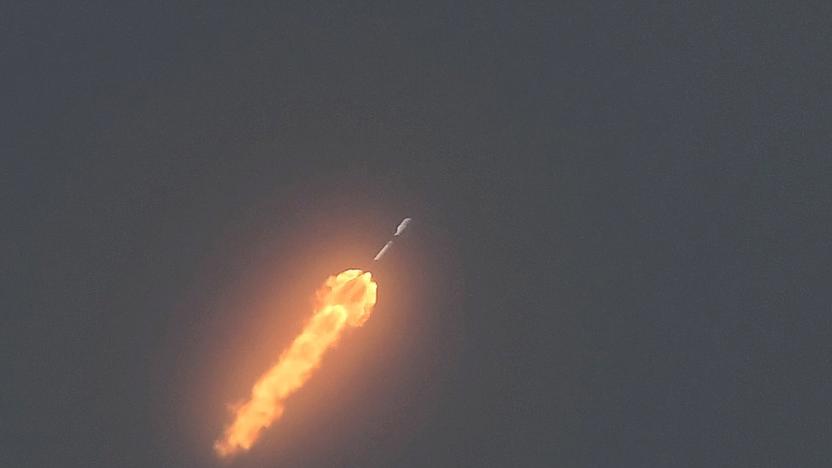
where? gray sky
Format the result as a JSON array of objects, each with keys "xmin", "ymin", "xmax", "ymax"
[{"xmin": 5, "ymin": 2, "xmax": 831, "ymax": 467}]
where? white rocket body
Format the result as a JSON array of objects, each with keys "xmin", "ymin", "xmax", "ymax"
[
  {"xmin": 373, "ymin": 218, "xmax": 412, "ymax": 261},
  {"xmin": 394, "ymin": 218, "xmax": 412, "ymax": 237}
]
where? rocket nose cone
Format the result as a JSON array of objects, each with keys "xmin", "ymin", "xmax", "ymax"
[{"xmin": 394, "ymin": 218, "xmax": 412, "ymax": 236}]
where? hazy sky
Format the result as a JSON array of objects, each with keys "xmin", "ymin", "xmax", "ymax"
[{"xmin": 6, "ymin": 3, "xmax": 831, "ymax": 467}]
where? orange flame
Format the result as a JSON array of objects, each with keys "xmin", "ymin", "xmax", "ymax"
[{"xmin": 214, "ymin": 269, "xmax": 377, "ymax": 458}]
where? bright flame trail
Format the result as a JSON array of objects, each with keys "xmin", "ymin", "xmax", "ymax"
[{"xmin": 214, "ymin": 269, "xmax": 377, "ymax": 458}]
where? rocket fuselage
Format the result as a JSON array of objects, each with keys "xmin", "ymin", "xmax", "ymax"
[{"xmin": 373, "ymin": 218, "xmax": 411, "ymax": 261}]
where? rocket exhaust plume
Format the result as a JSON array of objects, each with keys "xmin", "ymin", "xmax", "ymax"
[{"xmin": 214, "ymin": 269, "xmax": 377, "ymax": 458}]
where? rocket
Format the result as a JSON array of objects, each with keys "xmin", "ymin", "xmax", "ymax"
[{"xmin": 373, "ymin": 218, "xmax": 412, "ymax": 261}]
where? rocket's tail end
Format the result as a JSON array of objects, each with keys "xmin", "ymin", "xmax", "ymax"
[{"xmin": 373, "ymin": 241, "xmax": 394, "ymax": 261}]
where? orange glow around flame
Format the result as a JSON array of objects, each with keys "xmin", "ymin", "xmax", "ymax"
[{"xmin": 214, "ymin": 269, "xmax": 377, "ymax": 458}]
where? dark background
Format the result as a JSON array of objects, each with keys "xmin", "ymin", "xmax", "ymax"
[{"xmin": 5, "ymin": 2, "xmax": 831, "ymax": 467}]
